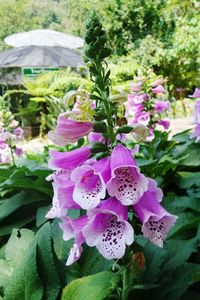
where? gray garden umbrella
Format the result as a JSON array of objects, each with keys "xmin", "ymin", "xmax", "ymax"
[
  {"xmin": 0, "ymin": 46, "xmax": 84, "ymax": 68},
  {"xmin": 4, "ymin": 30, "xmax": 84, "ymax": 49}
]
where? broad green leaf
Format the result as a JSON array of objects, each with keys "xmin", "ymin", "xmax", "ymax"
[
  {"xmin": 0, "ymin": 259, "xmax": 13, "ymax": 287},
  {"xmin": 171, "ymin": 196, "xmax": 200, "ymax": 213},
  {"xmin": 187, "ymin": 188, "xmax": 200, "ymax": 198},
  {"xmin": 136, "ymin": 158, "xmax": 157, "ymax": 167},
  {"xmin": 0, "ymin": 191, "xmax": 49, "ymax": 222},
  {"xmin": 79, "ymin": 246, "xmax": 114, "ymax": 276},
  {"xmin": 61, "ymin": 271, "xmax": 119, "ymax": 300},
  {"xmin": 176, "ymin": 172, "xmax": 200, "ymax": 188},
  {"xmin": 180, "ymin": 144, "xmax": 200, "ymax": 166},
  {"xmin": 36, "ymin": 205, "xmax": 50, "ymax": 227},
  {"xmin": 171, "ymin": 130, "xmax": 191, "ymax": 143},
  {"xmin": 5, "ymin": 228, "xmax": 34, "ymax": 266},
  {"xmin": 51, "ymin": 220, "xmax": 73, "ymax": 261},
  {"xmin": 158, "ymin": 263, "xmax": 200, "ymax": 300},
  {"xmin": 4, "ymin": 241, "xmax": 43, "ymax": 300},
  {"xmin": 36, "ymin": 222, "xmax": 60, "ymax": 300},
  {"xmin": 137, "ymin": 236, "xmax": 164, "ymax": 284},
  {"xmin": 167, "ymin": 212, "xmax": 200, "ymax": 238},
  {"xmin": 162, "ymin": 236, "xmax": 200, "ymax": 273},
  {"xmin": 0, "ymin": 228, "xmax": 38, "ymax": 296},
  {"xmin": 0, "ymin": 177, "xmax": 52, "ymax": 196},
  {"xmin": 0, "ymin": 216, "xmax": 35, "ymax": 236}
]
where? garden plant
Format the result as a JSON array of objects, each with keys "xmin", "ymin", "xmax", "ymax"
[{"xmin": 0, "ymin": 10, "xmax": 199, "ymax": 300}]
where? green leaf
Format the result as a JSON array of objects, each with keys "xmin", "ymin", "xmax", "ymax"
[
  {"xmin": 51, "ymin": 220, "xmax": 73, "ymax": 261},
  {"xmin": 91, "ymin": 142, "xmax": 108, "ymax": 153},
  {"xmin": 158, "ymin": 263, "xmax": 200, "ymax": 300},
  {"xmin": 117, "ymin": 125, "xmax": 133, "ymax": 134},
  {"xmin": 4, "ymin": 241, "xmax": 43, "ymax": 300},
  {"xmin": 167, "ymin": 212, "xmax": 200, "ymax": 238},
  {"xmin": 0, "ymin": 216, "xmax": 35, "ymax": 236},
  {"xmin": 162, "ymin": 237, "xmax": 200, "ymax": 273},
  {"xmin": 0, "ymin": 228, "xmax": 43, "ymax": 300},
  {"xmin": 36, "ymin": 222, "xmax": 60, "ymax": 300},
  {"xmin": 171, "ymin": 196, "xmax": 200, "ymax": 213},
  {"xmin": 79, "ymin": 246, "xmax": 113, "ymax": 276},
  {"xmin": 93, "ymin": 121, "xmax": 107, "ymax": 133},
  {"xmin": 5, "ymin": 229, "xmax": 34, "ymax": 266},
  {"xmin": 176, "ymin": 172, "xmax": 200, "ymax": 188},
  {"xmin": 137, "ymin": 236, "xmax": 164, "ymax": 284},
  {"xmin": 0, "ymin": 191, "xmax": 49, "ymax": 223},
  {"xmin": 61, "ymin": 271, "xmax": 118, "ymax": 300},
  {"xmin": 0, "ymin": 177, "xmax": 52, "ymax": 196},
  {"xmin": 36, "ymin": 205, "xmax": 51, "ymax": 227},
  {"xmin": 180, "ymin": 143, "xmax": 200, "ymax": 166},
  {"xmin": 0, "ymin": 259, "xmax": 12, "ymax": 287},
  {"xmin": 171, "ymin": 130, "xmax": 191, "ymax": 143}
]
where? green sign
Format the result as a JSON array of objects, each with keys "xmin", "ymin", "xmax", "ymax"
[{"xmin": 23, "ymin": 67, "xmax": 59, "ymax": 78}]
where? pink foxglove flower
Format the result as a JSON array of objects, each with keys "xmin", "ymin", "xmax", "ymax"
[
  {"xmin": 46, "ymin": 169, "xmax": 74, "ymax": 218},
  {"xmin": 126, "ymin": 104, "xmax": 144, "ymax": 120},
  {"xmin": 146, "ymin": 127, "xmax": 155, "ymax": 142},
  {"xmin": 131, "ymin": 82, "xmax": 143, "ymax": 92},
  {"xmin": 154, "ymin": 100, "xmax": 170, "ymax": 113},
  {"xmin": 136, "ymin": 111, "xmax": 150, "ymax": 126},
  {"xmin": 157, "ymin": 119, "xmax": 170, "ymax": 130},
  {"xmin": 48, "ymin": 146, "xmax": 91, "ymax": 170},
  {"xmin": 0, "ymin": 132, "xmax": 13, "ymax": 142},
  {"xmin": 60, "ymin": 215, "xmax": 88, "ymax": 265},
  {"xmin": 190, "ymin": 124, "xmax": 200, "ymax": 143},
  {"xmin": 88, "ymin": 132, "xmax": 105, "ymax": 144},
  {"xmin": 9, "ymin": 120, "xmax": 19, "ymax": 128},
  {"xmin": 83, "ymin": 197, "xmax": 134, "ymax": 260},
  {"xmin": 14, "ymin": 127, "xmax": 24, "ymax": 139},
  {"xmin": 0, "ymin": 140, "xmax": 8, "ymax": 150},
  {"xmin": 192, "ymin": 100, "xmax": 200, "ymax": 124},
  {"xmin": 70, "ymin": 158, "xmax": 109, "ymax": 209},
  {"xmin": 48, "ymin": 113, "xmax": 93, "ymax": 146},
  {"xmin": 151, "ymin": 78, "xmax": 164, "ymax": 87},
  {"xmin": 152, "ymin": 85, "xmax": 165, "ymax": 94},
  {"xmin": 106, "ymin": 144, "xmax": 148, "ymax": 205},
  {"xmin": 133, "ymin": 178, "xmax": 178, "ymax": 247},
  {"xmin": 14, "ymin": 147, "xmax": 24, "ymax": 157},
  {"xmin": 0, "ymin": 153, "xmax": 10, "ymax": 163},
  {"xmin": 191, "ymin": 88, "xmax": 200, "ymax": 98},
  {"xmin": 46, "ymin": 177, "xmax": 79, "ymax": 219},
  {"xmin": 128, "ymin": 94, "xmax": 147, "ymax": 105}
]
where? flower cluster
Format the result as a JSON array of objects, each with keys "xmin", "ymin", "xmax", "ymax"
[
  {"xmin": 46, "ymin": 12, "xmax": 177, "ymax": 267},
  {"xmin": 125, "ymin": 76, "xmax": 170, "ymax": 141},
  {"xmin": 46, "ymin": 115, "xmax": 177, "ymax": 266},
  {"xmin": 0, "ymin": 110, "xmax": 24, "ymax": 164},
  {"xmin": 190, "ymin": 88, "xmax": 200, "ymax": 143}
]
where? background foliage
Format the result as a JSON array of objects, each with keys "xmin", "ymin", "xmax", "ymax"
[{"xmin": 0, "ymin": 0, "xmax": 199, "ymax": 90}]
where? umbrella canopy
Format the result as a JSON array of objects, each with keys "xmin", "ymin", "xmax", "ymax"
[
  {"xmin": 4, "ymin": 30, "xmax": 84, "ymax": 49},
  {"xmin": 0, "ymin": 46, "xmax": 84, "ymax": 68}
]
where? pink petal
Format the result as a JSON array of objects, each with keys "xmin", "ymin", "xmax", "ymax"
[
  {"xmin": 133, "ymin": 178, "xmax": 177, "ymax": 247},
  {"xmin": 48, "ymin": 146, "xmax": 91, "ymax": 170},
  {"xmin": 106, "ymin": 145, "xmax": 148, "ymax": 205},
  {"xmin": 71, "ymin": 164, "xmax": 106, "ymax": 209},
  {"xmin": 48, "ymin": 114, "xmax": 93, "ymax": 146}
]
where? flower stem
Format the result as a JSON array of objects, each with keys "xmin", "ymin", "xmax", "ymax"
[
  {"xmin": 121, "ymin": 269, "xmax": 130, "ymax": 300},
  {"xmin": 10, "ymin": 145, "xmax": 15, "ymax": 165}
]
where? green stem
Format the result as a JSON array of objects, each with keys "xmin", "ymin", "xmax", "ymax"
[
  {"xmin": 121, "ymin": 269, "xmax": 130, "ymax": 300},
  {"xmin": 10, "ymin": 145, "xmax": 15, "ymax": 165}
]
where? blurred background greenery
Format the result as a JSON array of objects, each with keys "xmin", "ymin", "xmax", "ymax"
[
  {"xmin": 0, "ymin": 0, "xmax": 199, "ymax": 135},
  {"xmin": 0, "ymin": 0, "xmax": 199, "ymax": 90}
]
